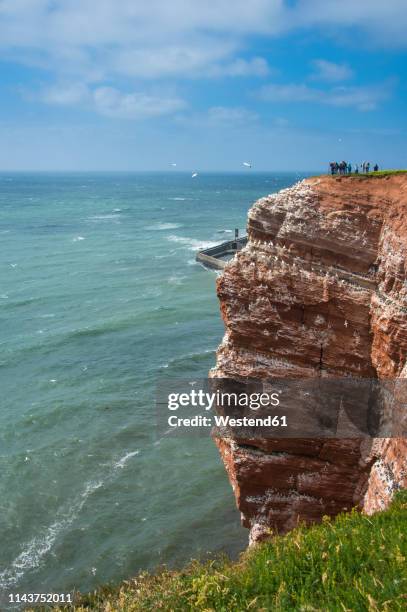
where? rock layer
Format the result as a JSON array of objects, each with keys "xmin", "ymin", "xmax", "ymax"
[{"xmin": 212, "ymin": 175, "xmax": 407, "ymax": 542}]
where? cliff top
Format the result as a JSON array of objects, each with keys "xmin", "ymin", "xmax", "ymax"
[
  {"xmin": 318, "ymin": 169, "xmax": 407, "ymax": 179},
  {"xmin": 305, "ymin": 171, "xmax": 407, "ymax": 246}
]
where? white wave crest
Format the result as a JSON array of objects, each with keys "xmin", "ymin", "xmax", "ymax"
[
  {"xmin": 168, "ymin": 275, "xmax": 186, "ymax": 286},
  {"xmin": 88, "ymin": 214, "xmax": 121, "ymax": 221},
  {"xmin": 166, "ymin": 235, "xmax": 218, "ymax": 251},
  {"xmin": 146, "ymin": 223, "xmax": 181, "ymax": 230},
  {"xmin": 113, "ymin": 450, "xmax": 140, "ymax": 470}
]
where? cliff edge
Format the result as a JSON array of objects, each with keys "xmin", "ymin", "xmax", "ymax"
[{"xmin": 212, "ymin": 174, "xmax": 407, "ymax": 543}]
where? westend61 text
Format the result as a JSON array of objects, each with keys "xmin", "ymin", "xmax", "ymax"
[
  {"xmin": 168, "ymin": 415, "xmax": 287, "ymax": 428},
  {"xmin": 167, "ymin": 390, "xmax": 281, "ymax": 411}
]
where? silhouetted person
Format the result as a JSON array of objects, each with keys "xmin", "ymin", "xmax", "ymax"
[
  {"xmin": 366, "ymin": 162, "xmax": 370, "ymax": 173},
  {"xmin": 354, "ymin": 165, "xmax": 359, "ymax": 174},
  {"xmin": 347, "ymin": 163, "xmax": 352, "ymax": 174},
  {"xmin": 374, "ymin": 164, "xmax": 379, "ymax": 172}
]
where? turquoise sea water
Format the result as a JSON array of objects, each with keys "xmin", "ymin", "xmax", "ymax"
[{"xmin": 0, "ymin": 172, "xmax": 309, "ymax": 599}]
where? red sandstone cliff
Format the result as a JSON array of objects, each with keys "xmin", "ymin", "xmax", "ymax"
[{"xmin": 212, "ymin": 174, "xmax": 407, "ymax": 543}]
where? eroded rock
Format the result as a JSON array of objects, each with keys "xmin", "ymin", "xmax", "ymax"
[{"xmin": 212, "ymin": 175, "xmax": 407, "ymax": 542}]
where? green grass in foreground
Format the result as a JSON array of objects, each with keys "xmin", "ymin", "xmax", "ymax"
[{"xmin": 47, "ymin": 490, "xmax": 407, "ymax": 612}]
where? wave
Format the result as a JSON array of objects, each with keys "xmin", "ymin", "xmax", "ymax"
[
  {"xmin": 0, "ymin": 296, "xmax": 41, "ymax": 310},
  {"xmin": 166, "ymin": 235, "xmax": 218, "ymax": 252},
  {"xmin": 113, "ymin": 450, "xmax": 140, "ymax": 470},
  {"xmin": 66, "ymin": 316, "xmax": 138, "ymax": 340},
  {"xmin": 160, "ymin": 348, "xmax": 215, "ymax": 370},
  {"xmin": 146, "ymin": 223, "xmax": 182, "ymax": 231},
  {"xmin": 0, "ymin": 450, "xmax": 140, "ymax": 590},
  {"xmin": 3, "ymin": 314, "xmax": 143, "ymax": 366},
  {"xmin": 87, "ymin": 214, "xmax": 122, "ymax": 221},
  {"xmin": 0, "ymin": 479, "xmax": 103, "ymax": 590},
  {"xmin": 72, "ymin": 236, "xmax": 86, "ymax": 242},
  {"xmin": 167, "ymin": 275, "xmax": 186, "ymax": 286},
  {"xmin": 168, "ymin": 197, "xmax": 186, "ymax": 201}
]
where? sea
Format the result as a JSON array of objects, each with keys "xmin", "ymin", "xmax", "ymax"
[{"xmin": 0, "ymin": 171, "xmax": 310, "ymax": 600}]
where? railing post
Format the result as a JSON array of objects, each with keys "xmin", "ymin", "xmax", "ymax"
[{"xmin": 234, "ymin": 228, "xmax": 239, "ymax": 250}]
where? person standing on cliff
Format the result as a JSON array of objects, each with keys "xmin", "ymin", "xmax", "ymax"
[
  {"xmin": 355, "ymin": 165, "xmax": 359, "ymax": 174},
  {"xmin": 347, "ymin": 163, "xmax": 352, "ymax": 174},
  {"xmin": 374, "ymin": 163, "xmax": 379, "ymax": 172},
  {"xmin": 366, "ymin": 162, "xmax": 370, "ymax": 173}
]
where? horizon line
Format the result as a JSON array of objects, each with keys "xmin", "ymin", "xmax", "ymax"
[{"xmin": 0, "ymin": 169, "xmax": 321, "ymax": 174}]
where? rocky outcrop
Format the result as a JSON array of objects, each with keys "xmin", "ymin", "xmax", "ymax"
[{"xmin": 212, "ymin": 174, "xmax": 407, "ymax": 542}]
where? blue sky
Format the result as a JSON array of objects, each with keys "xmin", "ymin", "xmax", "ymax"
[{"xmin": 0, "ymin": 0, "xmax": 406, "ymax": 171}]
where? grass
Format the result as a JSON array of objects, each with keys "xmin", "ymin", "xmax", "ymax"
[
  {"xmin": 43, "ymin": 490, "xmax": 407, "ymax": 612},
  {"xmin": 328, "ymin": 169, "xmax": 407, "ymax": 179}
]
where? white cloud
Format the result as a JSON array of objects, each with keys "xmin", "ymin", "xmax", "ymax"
[
  {"xmin": 0, "ymin": 1, "xmax": 285, "ymax": 79},
  {"xmin": 292, "ymin": 0, "xmax": 407, "ymax": 47},
  {"xmin": 40, "ymin": 83, "xmax": 186, "ymax": 119},
  {"xmin": 311, "ymin": 60, "xmax": 353, "ymax": 82},
  {"xmin": 1, "ymin": 0, "xmax": 405, "ymax": 81},
  {"xmin": 207, "ymin": 106, "xmax": 258, "ymax": 124},
  {"xmin": 111, "ymin": 43, "xmax": 237, "ymax": 79},
  {"xmin": 210, "ymin": 57, "xmax": 271, "ymax": 78},
  {"xmin": 92, "ymin": 87, "xmax": 186, "ymax": 119},
  {"xmin": 41, "ymin": 83, "xmax": 90, "ymax": 106},
  {"xmin": 0, "ymin": 0, "xmax": 404, "ymax": 119},
  {"xmin": 258, "ymin": 82, "xmax": 391, "ymax": 111}
]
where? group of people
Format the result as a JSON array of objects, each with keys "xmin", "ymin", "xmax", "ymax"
[{"xmin": 329, "ymin": 161, "xmax": 379, "ymax": 175}]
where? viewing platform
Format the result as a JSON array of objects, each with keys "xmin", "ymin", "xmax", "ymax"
[{"xmin": 196, "ymin": 229, "xmax": 247, "ymax": 270}]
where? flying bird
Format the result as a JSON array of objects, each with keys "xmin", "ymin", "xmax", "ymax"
[
  {"xmin": 243, "ymin": 162, "xmax": 252, "ymax": 168},
  {"xmin": 170, "ymin": 163, "xmax": 177, "ymax": 167},
  {"xmin": 191, "ymin": 172, "xmax": 198, "ymax": 178}
]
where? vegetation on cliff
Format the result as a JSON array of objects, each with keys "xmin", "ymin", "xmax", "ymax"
[
  {"xmin": 50, "ymin": 490, "xmax": 407, "ymax": 611},
  {"xmin": 329, "ymin": 169, "xmax": 407, "ymax": 179}
]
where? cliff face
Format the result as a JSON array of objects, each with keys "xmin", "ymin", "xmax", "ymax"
[{"xmin": 212, "ymin": 174, "xmax": 407, "ymax": 542}]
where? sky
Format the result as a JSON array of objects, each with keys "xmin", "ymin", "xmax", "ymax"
[{"xmin": 0, "ymin": 0, "xmax": 406, "ymax": 171}]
